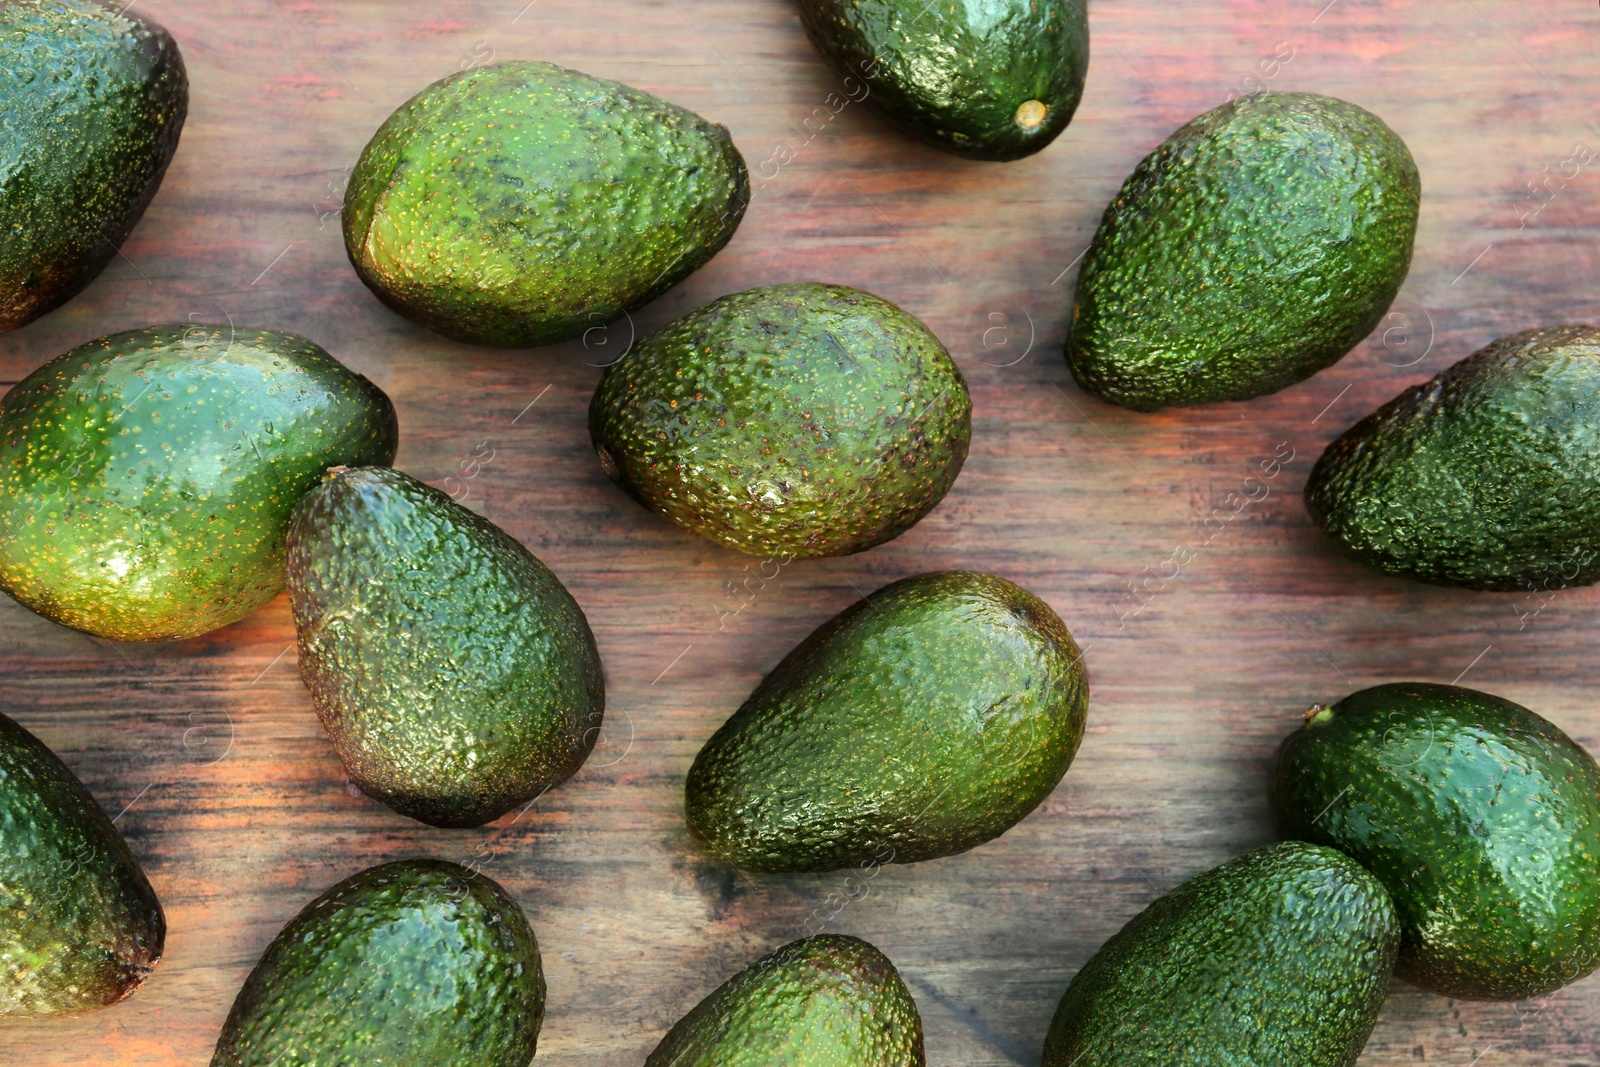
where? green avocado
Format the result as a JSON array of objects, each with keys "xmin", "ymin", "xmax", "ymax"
[
  {"xmin": 647, "ymin": 934, "xmax": 925, "ymax": 1067},
  {"xmin": 1306, "ymin": 326, "xmax": 1600, "ymax": 590},
  {"xmin": 686, "ymin": 570, "xmax": 1087, "ymax": 872},
  {"xmin": 0, "ymin": 325, "xmax": 397, "ymax": 642},
  {"xmin": 798, "ymin": 0, "xmax": 1089, "ymax": 161},
  {"xmin": 1271, "ymin": 682, "xmax": 1600, "ymax": 1000},
  {"xmin": 1068, "ymin": 92, "xmax": 1420, "ymax": 410},
  {"xmin": 1041, "ymin": 841, "xmax": 1399, "ymax": 1067},
  {"xmin": 0, "ymin": 710, "xmax": 164, "ymax": 1017},
  {"xmin": 210, "ymin": 859, "xmax": 543, "ymax": 1067},
  {"xmin": 589, "ymin": 282, "xmax": 970, "ymax": 559},
  {"xmin": 343, "ymin": 60, "xmax": 748, "ymax": 348},
  {"xmin": 0, "ymin": 0, "xmax": 187, "ymax": 332},
  {"xmin": 285, "ymin": 466, "xmax": 604, "ymax": 828}
]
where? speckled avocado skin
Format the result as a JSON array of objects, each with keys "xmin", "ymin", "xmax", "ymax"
[
  {"xmin": 0, "ymin": 710, "xmax": 164, "ymax": 1017},
  {"xmin": 0, "ymin": 325, "xmax": 398, "ymax": 642},
  {"xmin": 0, "ymin": 0, "xmax": 187, "ymax": 332},
  {"xmin": 1068, "ymin": 92, "xmax": 1420, "ymax": 410},
  {"xmin": 798, "ymin": 0, "xmax": 1088, "ymax": 161},
  {"xmin": 1305, "ymin": 327, "xmax": 1600, "ymax": 590},
  {"xmin": 647, "ymin": 934, "xmax": 925, "ymax": 1067},
  {"xmin": 589, "ymin": 283, "xmax": 970, "ymax": 559},
  {"xmin": 342, "ymin": 60, "xmax": 748, "ymax": 348},
  {"xmin": 210, "ymin": 859, "xmax": 544, "ymax": 1067},
  {"xmin": 286, "ymin": 466, "xmax": 604, "ymax": 829},
  {"xmin": 686, "ymin": 571, "xmax": 1087, "ymax": 872},
  {"xmin": 1272, "ymin": 683, "xmax": 1600, "ymax": 1000},
  {"xmin": 1041, "ymin": 841, "xmax": 1399, "ymax": 1067}
]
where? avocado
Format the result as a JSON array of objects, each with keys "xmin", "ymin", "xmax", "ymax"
[
  {"xmin": 589, "ymin": 282, "xmax": 970, "ymax": 559},
  {"xmin": 1067, "ymin": 92, "xmax": 1420, "ymax": 410},
  {"xmin": 686, "ymin": 570, "xmax": 1087, "ymax": 872},
  {"xmin": 210, "ymin": 859, "xmax": 543, "ymax": 1067},
  {"xmin": 1272, "ymin": 682, "xmax": 1600, "ymax": 1000},
  {"xmin": 0, "ymin": 325, "xmax": 397, "ymax": 642},
  {"xmin": 0, "ymin": 710, "xmax": 164, "ymax": 1017},
  {"xmin": 647, "ymin": 934, "xmax": 924, "ymax": 1067},
  {"xmin": 1041, "ymin": 841, "xmax": 1398, "ymax": 1067},
  {"xmin": 0, "ymin": 0, "xmax": 187, "ymax": 332},
  {"xmin": 1306, "ymin": 326, "xmax": 1600, "ymax": 590},
  {"xmin": 798, "ymin": 0, "xmax": 1088, "ymax": 161},
  {"xmin": 343, "ymin": 60, "xmax": 748, "ymax": 348},
  {"xmin": 285, "ymin": 466, "xmax": 604, "ymax": 828}
]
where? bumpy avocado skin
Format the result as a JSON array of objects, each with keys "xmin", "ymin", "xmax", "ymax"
[
  {"xmin": 589, "ymin": 283, "xmax": 970, "ymax": 559},
  {"xmin": 286, "ymin": 466, "xmax": 604, "ymax": 829},
  {"xmin": 1068, "ymin": 92, "xmax": 1420, "ymax": 410},
  {"xmin": 798, "ymin": 0, "xmax": 1088, "ymax": 161},
  {"xmin": 1272, "ymin": 683, "xmax": 1600, "ymax": 1000},
  {"xmin": 0, "ymin": 711, "xmax": 164, "ymax": 1017},
  {"xmin": 0, "ymin": 0, "xmax": 187, "ymax": 331},
  {"xmin": 1041, "ymin": 841, "xmax": 1399, "ymax": 1067},
  {"xmin": 0, "ymin": 325, "xmax": 398, "ymax": 641},
  {"xmin": 647, "ymin": 935, "xmax": 925, "ymax": 1067},
  {"xmin": 210, "ymin": 860, "xmax": 544, "ymax": 1067},
  {"xmin": 686, "ymin": 571, "xmax": 1088, "ymax": 872},
  {"xmin": 1305, "ymin": 326, "xmax": 1600, "ymax": 591},
  {"xmin": 343, "ymin": 60, "xmax": 748, "ymax": 348}
]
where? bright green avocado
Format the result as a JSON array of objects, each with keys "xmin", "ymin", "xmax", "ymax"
[
  {"xmin": 686, "ymin": 571, "xmax": 1087, "ymax": 872},
  {"xmin": 0, "ymin": 710, "xmax": 164, "ymax": 1017},
  {"xmin": 589, "ymin": 282, "xmax": 970, "ymax": 559},
  {"xmin": 0, "ymin": 0, "xmax": 187, "ymax": 332},
  {"xmin": 0, "ymin": 325, "xmax": 397, "ymax": 641},
  {"xmin": 1068, "ymin": 92, "xmax": 1420, "ymax": 410},
  {"xmin": 647, "ymin": 934, "xmax": 925, "ymax": 1067},
  {"xmin": 343, "ymin": 60, "xmax": 748, "ymax": 348},
  {"xmin": 1041, "ymin": 841, "xmax": 1399, "ymax": 1067},
  {"xmin": 798, "ymin": 0, "xmax": 1089, "ymax": 161},
  {"xmin": 1306, "ymin": 326, "xmax": 1600, "ymax": 590},
  {"xmin": 210, "ymin": 859, "xmax": 543, "ymax": 1067},
  {"xmin": 1272, "ymin": 682, "xmax": 1600, "ymax": 1000},
  {"xmin": 285, "ymin": 466, "xmax": 604, "ymax": 828}
]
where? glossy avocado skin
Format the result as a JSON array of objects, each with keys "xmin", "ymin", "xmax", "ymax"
[
  {"xmin": 647, "ymin": 934, "xmax": 925, "ymax": 1067},
  {"xmin": 686, "ymin": 571, "xmax": 1088, "ymax": 872},
  {"xmin": 0, "ymin": 711, "xmax": 165, "ymax": 1017},
  {"xmin": 1068, "ymin": 92, "xmax": 1420, "ymax": 410},
  {"xmin": 1041, "ymin": 841, "xmax": 1399, "ymax": 1067},
  {"xmin": 286, "ymin": 466, "xmax": 604, "ymax": 829},
  {"xmin": 343, "ymin": 60, "xmax": 748, "ymax": 348},
  {"xmin": 210, "ymin": 859, "xmax": 544, "ymax": 1067},
  {"xmin": 1272, "ymin": 682, "xmax": 1600, "ymax": 1000},
  {"xmin": 0, "ymin": 325, "xmax": 398, "ymax": 641},
  {"xmin": 1305, "ymin": 327, "xmax": 1600, "ymax": 590},
  {"xmin": 798, "ymin": 0, "xmax": 1088, "ymax": 161},
  {"xmin": 590, "ymin": 283, "xmax": 970, "ymax": 559},
  {"xmin": 0, "ymin": 0, "xmax": 187, "ymax": 331}
]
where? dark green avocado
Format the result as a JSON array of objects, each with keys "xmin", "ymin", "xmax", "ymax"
[
  {"xmin": 0, "ymin": 325, "xmax": 398, "ymax": 641},
  {"xmin": 647, "ymin": 934, "xmax": 925, "ymax": 1067},
  {"xmin": 285, "ymin": 466, "xmax": 604, "ymax": 829},
  {"xmin": 1305, "ymin": 326, "xmax": 1600, "ymax": 590},
  {"xmin": 1068, "ymin": 92, "xmax": 1420, "ymax": 410},
  {"xmin": 343, "ymin": 60, "xmax": 748, "ymax": 347},
  {"xmin": 0, "ymin": 0, "xmax": 187, "ymax": 331},
  {"xmin": 0, "ymin": 710, "xmax": 164, "ymax": 1017},
  {"xmin": 798, "ymin": 0, "xmax": 1089, "ymax": 161},
  {"xmin": 686, "ymin": 570, "xmax": 1088, "ymax": 872},
  {"xmin": 1041, "ymin": 841, "xmax": 1399, "ymax": 1067},
  {"xmin": 210, "ymin": 859, "xmax": 543, "ymax": 1067},
  {"xmin": 1272, "ymin": 682, "xmax": 1600, "ymax": 1000},
  {"xmin": 589, "ymin": 282, "xmax": 970, "ymax": 559}
]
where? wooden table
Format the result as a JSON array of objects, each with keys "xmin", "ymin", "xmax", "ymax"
[{"xmin": 4, "ymin": 1, "xmax": 1598, "ymax": 1063}]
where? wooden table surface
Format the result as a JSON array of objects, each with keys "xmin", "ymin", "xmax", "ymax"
[{"xmin": 4, "ymin": 1, "xmax": 1600, "ymax": 1063}]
